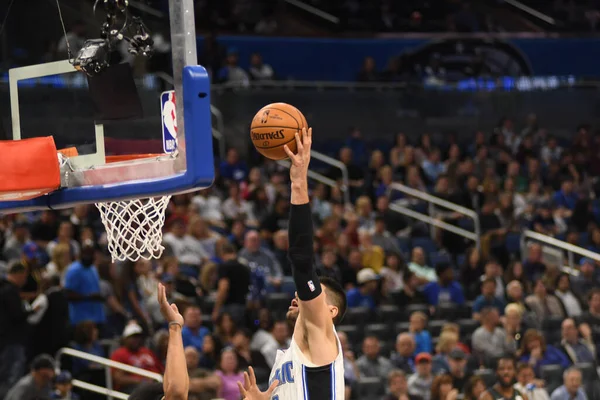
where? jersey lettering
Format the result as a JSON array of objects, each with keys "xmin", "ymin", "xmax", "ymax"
[{"xmin": 271, "ymin": 361, "xmax": 294, "ymax": 387}]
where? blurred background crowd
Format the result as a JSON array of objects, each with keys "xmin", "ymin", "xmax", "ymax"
[{"xmin": 2, "ymin": 0, "xmax": 600, "ymax": 400}]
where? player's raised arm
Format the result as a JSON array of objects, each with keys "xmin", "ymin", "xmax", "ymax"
[{"xmin": 283, "ymin": 128, "xmax": 335, "ymax": 337}]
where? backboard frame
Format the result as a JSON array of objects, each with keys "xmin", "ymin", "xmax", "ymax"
[{"xmin": 0, "ymin": 0, "xmax": 214, "ymax": 214}]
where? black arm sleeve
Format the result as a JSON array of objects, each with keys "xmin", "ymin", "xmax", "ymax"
[{"xmin": 287, "ymin": 203, "xmax": 322, "ymax": 301}]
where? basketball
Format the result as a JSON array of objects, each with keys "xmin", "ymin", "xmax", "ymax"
[{"xmin": 250, "ymin": 102, "xmax": 308, "ymax": 160}]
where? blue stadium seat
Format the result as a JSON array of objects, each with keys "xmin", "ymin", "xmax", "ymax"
[
  {"xmin": 430, "ymin": 252, "xmax": 451, "ymax": 266},
  {"xmin": 505, "ymin": 233, "xmax": 521, "ymax": 254},
  {"xmin": 397, "ymin": 237, "xmax": 411, "ymax": 254},
  {"xmin": 411, "ymin": 237, "xmax": 438, "ymax": 255}
]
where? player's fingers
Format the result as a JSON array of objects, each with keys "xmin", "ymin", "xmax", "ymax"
[
  {"xmin": 249, "ymin": 366, "xmax": 257, "ymax": 386},
  {"xmin": 266, "ymin": 379, "xmax": 279, "ymax": 395},
  {"xmin": 243, "ymin": 371, "xmax": 251, "ymax": 388},
  {"xmin": 170, "ymin": 304, "xmax": 178, "ymax": 313},
  {"xmin": 283, "ymin": 145, "xmax": 298, "ymax": 163},
  {"xmin": 237, "ymin": 381, "xmax": 248, "ymax": 397},
  {"xmin": 295, "ymin": 132, "xmax": 304, "ymax": 153}
]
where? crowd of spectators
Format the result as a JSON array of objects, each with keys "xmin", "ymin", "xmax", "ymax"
[{"xmin": 1, "ymin": 114, "xmax": 600, "ymax": 400}]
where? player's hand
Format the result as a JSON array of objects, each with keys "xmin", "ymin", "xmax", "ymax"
[
  {"xmin": 237, "ymin": 366, "xmax": 278, "ymax": 400},
  {"xmin": 284, "ymin": 127, "xmax": 312, "ymax": 183},
  {"xmin": 157, "ymin": 283, "xmax": 184, "ymax": 326}
]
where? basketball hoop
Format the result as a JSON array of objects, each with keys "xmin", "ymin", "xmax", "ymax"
[{"xmin": 95, "ymin": 155, "xmax": 172, "ymax": 262}]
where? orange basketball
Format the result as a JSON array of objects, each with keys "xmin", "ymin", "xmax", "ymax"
[{"xmin": 250, "ymin": 102, "xmax": 307, "ymax": 160}]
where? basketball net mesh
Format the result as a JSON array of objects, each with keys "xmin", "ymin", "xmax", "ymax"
[{"xmin": 96, "ymin": 196, "xmax": 172, "ymax": 262}]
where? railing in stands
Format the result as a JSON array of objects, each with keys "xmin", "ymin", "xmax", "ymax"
[
  {"xmin": 55, "ymin": 347, "xmax": 163, "ymax": 400},
  {"xmin": 387, "ymin": 182, "xmax": 481, "ymax": 250},
  {"xmin": 520, "ymin": 230, "xmax": 600, "ymax": 274},
  {"xmin": 278, "ymin": 150, "xmax": 351, "ymax": 208},
  {"xmin": 283, "ymin": 0, "xmax": 340, "ymax": 24},
  {"xmin": 502, "ymin": 0, "xmax": 557, "ymax": 25},
  {"xmin": 155, "ymin": 72, "xmax": 226, "ymax": 160}
]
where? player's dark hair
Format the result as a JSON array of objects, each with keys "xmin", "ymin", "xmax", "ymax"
[
  {"xmin": 128, "ymin": 381, "xmax": 164, "ymax": 400},
  {"xmin": 320, "ymin": 277, "xmax": 347, "ymax": 325}
]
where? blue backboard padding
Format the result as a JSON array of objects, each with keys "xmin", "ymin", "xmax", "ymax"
[{"xmin": 0, "ymin": 66, "xmax": 215, "ymax": 213}]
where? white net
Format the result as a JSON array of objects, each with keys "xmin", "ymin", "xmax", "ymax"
[{"xmin": 96, "ymin": 196, "xmax": 172, "ymax": 262}]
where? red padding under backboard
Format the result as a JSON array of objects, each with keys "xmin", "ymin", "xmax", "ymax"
[{"xmin": 0, "ymin": 137, "xmax": 61, "ymax": 201}]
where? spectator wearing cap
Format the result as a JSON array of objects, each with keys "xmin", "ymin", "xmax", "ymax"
[
  {"xmin": 472, "ymin": 278, "xmax": 506, "ymax": 321},
  {"xmin": 356, "ymin": 336, "xmax": 394, "ymax": 378},
  {"xmin": 63, "ymin": 243, "xmax": 105, "ymax": 326},
  {"xmin": 213, "ymin": 243, "xmax": 251, "ymax": 326},
  {"xmin": 408, "ymin": 247, "xmax": 437, "ymax": 285},
  {"xmin": 408, "ymin": 353, "xmax": 434, "ymax": 400},
  {"xmin": 51, "ymin": 371, "xmax": 80, "ymax": 400},
  {"xmin": 390, "ymin": 333, "xmax": 416, "ymax": 374},
  {"xmin": 5, "ymin": 354, "xmax": 55, "ymax": 400},
  {"xmin": 446, "ymin": 349, "xmax": 471, "ymax": 393},
  {"xmin": 181, "ymin": 305, "xmax": 211, "ymax": 354},
  {"xmin": 0, "ymin": 261, "xmax": 32, "ymax": 398},
  {"xmin": 2, "ymin": 222, "xmax": 29, "ymax": 261},
  {"xmin": 422, "ymin": 262, "xmax": 465, "ymax": 308},
  {"xmin": 571, "ymin": 258, "xmax": 600, "ymax": 298},
  {"xmin": 346, "ymin": 268, "xmax": 379, "ymax": 310},
  {"xmin": 110, "ymin": 321, "xmax": 163, "ymax": 393}
]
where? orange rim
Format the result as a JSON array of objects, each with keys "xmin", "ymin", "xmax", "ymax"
[{"xmin": 105, "ymin": 154, "xmax": 165, "ymax": 163}]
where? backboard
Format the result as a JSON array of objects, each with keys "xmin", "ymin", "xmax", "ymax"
[{"xmin": 0, "ymin": 0, "xmax": 214, "ymax": 213}]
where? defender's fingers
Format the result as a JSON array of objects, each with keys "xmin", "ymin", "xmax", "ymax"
[{"xmin": 266, "ymin": 379, "xmax": 279, "ymax": 395}]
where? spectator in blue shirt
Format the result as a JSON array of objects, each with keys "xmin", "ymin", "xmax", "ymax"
[
  {"xmin": 519, "ymin": 329, "xmax": 571, "ymax": 376},
  {"xmin": 553, "ymin": 179, "xmax": 578, "ymax": 211},
  {"xmin": 409, "ymin": 311, "xmax": 433, "ymax": 355},
  {"xmin": 472, "ymin": 277, "xmax": 506, "ymax": 321},
  {"xmin": 422, "ymin": 262, "xmax": 465, "ymax": 307},
  {"xmin": 181, "ymin": 305, "xmax": 211, "ymax": 353},
  {"xmin": 220, "ymin": 148, "xmax": 248, "ymax": 182},
  {"xmin": 346, "ymin": 268, "xmax": 379, "ymax": 310},
  {"xmin": 550, "ymin": 367, "xmax": 588, "ymax": 400},
  {"xmin": 63, "ymin": 243, "xmax": 105, "ymax": 326},
  {"xmin": 421, "ymin": 148, "xmax": 446, "ymax": 183}
]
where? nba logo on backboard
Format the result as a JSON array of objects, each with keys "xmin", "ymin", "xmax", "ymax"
[{"xmin": 161, "ymin": 90, "xmax": 178, "ymax": 153}]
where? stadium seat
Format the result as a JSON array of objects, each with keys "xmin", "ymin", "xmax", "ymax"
[
  {"xmin": 397, "ymin": 237, "xmax": 411, "ymax": 254},
  {"xmin": 434, "ymin": 303, "xmax": 462, "ymax": 320},
  {"xmin": 356, "ymin": 377, "xmax": 385, "ymax": 399},
  {"xmin": 377, "ymin": 304, "xmax": 402, "ymax": 323},
  {"xmin": 505, "ymin": 233, "xmax": 521, "ymax": 254},
  {"xmin": 428, "ymin": 319, "xmax": 447, "ymax": 338},
  {"xmin": 365, "ymin": 323, "xmax": 393, "ymax": 342},
  {"xmin": 576, "ymin": 362, "xmax": 597, "ymax": 382},
  {"xmin": 430, "ymin": 252, "xmax": 451, "ymax": 267},
  {"xmin": 411, "ymin": 237, "xmax": 438, "ymax": 254},
  {"xmin": 337, "ymin": 325, "xmax": 364, "ymax": 345},
  {"xmin": 474, "ymin": 369, "xmax": 495, "ymax": 388},
  {"xmin": 404, "ymin": 303, "xmax": 430, "ymax": 319},
  {"xmin": 266, "ymin": 293, "xmax": 294, "ymax": 318},
  {"xmin": 395, "ymin": 322, "xmax": 411, "ymax": 334},
  {"xmin": 457, "ymin": 319, "xmax": 479, "ymax": 337},
  {"xmin": 540, "ymin": 364, "xmax": 563, "ymax": 394},
  {"xmin": 344, "ymin": 307, "xmax": 373, "ymax": 325},
  {"xmin": 542, "ymin": 316, "xmax": 565, "ymax": 331}
]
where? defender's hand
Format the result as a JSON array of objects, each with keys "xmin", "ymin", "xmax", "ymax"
[
  {"xmin": 237, "ymin": 366, "xmax": 278, "ymax": 400},
  {"xmin": 157, "ymin": 283, "xmax": 184, "ymax": 326},
  {"xmin": 283, "ymin": 127, "xmax": 312, "ymax": 183}
]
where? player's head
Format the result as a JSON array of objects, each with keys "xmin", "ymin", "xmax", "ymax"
[
  {"xmin": 495, "ymin": 356, "xmax": 516, "ymax": 387},
  {"xmin": 128, "ymin": 381, "xmax": 165, "ymax": 400},
  {"xmin": 286, "ymin": 277, "xmax": 347, "ymax": 325}
]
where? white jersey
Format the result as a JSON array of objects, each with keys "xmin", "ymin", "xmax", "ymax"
[{"xmin": 268, "ymin": 327, "xmax": 345, "ymax": 400}]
